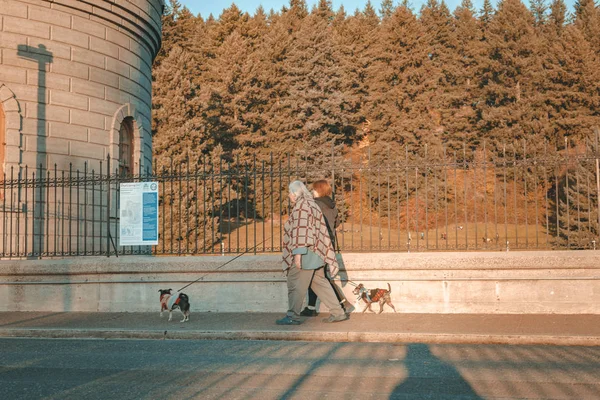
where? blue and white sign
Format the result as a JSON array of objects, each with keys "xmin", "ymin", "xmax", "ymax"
[{"xmin": 119, "ymin": 182, "xmax": 159, "ymax": 246}]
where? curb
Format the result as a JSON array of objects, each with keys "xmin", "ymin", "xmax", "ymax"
[{"xmin": 1, "ymin": 328, "xmax": 599, "ymax": 346}]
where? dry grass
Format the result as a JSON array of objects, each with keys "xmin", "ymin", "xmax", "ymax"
[{"xmin": 208, "ymin": 220, "xmax": 556, "ymax": 253}]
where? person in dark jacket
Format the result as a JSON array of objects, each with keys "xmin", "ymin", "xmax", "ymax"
[{"xmin": 300, "ymin": 180, "xmax": 354, "ymax": 316}]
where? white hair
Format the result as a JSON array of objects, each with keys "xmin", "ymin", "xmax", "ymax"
[{"xmin": 288, "ymin": 180, "xmax": 312, "ymax": 200}]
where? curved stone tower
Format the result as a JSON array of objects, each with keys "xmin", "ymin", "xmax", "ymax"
[{"xmin": 0, "ymin": 0, "xmax": 164, "ymax": 177}]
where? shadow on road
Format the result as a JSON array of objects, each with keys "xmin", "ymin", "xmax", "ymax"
[{"xmin": 390, "ymin": 343, "xmax": 483, "ymax": 400}]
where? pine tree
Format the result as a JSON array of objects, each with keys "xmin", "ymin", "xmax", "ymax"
[
  {"xmin": 364, "ymin": 4, "xmax": 425, "ymax": 155},
  {"xmin": 574, "ymin": 0, "xmax": 600, "ymax": 51},
  {"xmin": 530, "ymin": 0, "xmax": 548, "ymax": 26},
  {"xmin": 288, "ymin": 0, "xmax": 309, "ymax": 20},
  {"xmin": 272, "ymin": 10, "xmax": 348, "ymax": 166},
  {"xmin": 548, "ymin": 0, "xmax": 567, "ymax": 30},
  {"xmin": 416, "ymin": 0, "xmax": 461, "ymax": 149},
  {"xmin": 480, "ymin": 0, "xmax": 495, "ymax": 27},
  {"xmin": 533, "ymin": 7, "xmax": 600, "ymax": 147},
  {"xmin": 243, "ymin": 6, "xmax": 269, "ymax": 49},
  {"xmin": 379, "ymin": 0, "xmax": 395, "ymax": 19},
  {"xmin": 200, "ymin": 31, "xmax": 252, "ymax": 156},
  {"xmin": 363, "ymin": 0, "xmax": 379, "ymax": 23},
  {"xmin": 446, "ymin": 0, "xmax": 483, "ymax": 150},
  {"xmin": 152, "ymin": 46, "xmax": 204, "ymax": 169},
  {"xmin": 232, "ymin": 4, "xmax": 297, "ymax": 160},
  {"xmin": 315, "ymin": 0, "xmax": 335, "ymax": 21},
  {"xmin": 155, "ymin": 2, "xmax": 198, "ymax": 67},
  {"xmin": 333, "ymin": 4, "xmax": 380, "ymax": 145},
  {"xmin": 474, "ymin": 0, "xmax": 541, "ymax": 152}
]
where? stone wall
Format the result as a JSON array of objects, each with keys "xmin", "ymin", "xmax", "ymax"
[
  {"xmin": 0, "ymin": 0, "xmax": 164, "ymax": 174},
  {"xmin": 1, "ymin": 251, "xmax": 598, "ymax": 314}
]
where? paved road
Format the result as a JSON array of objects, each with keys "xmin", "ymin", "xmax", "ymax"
[{"xmin": 1, "ymin": 339, "xmax": 599, "ymax": 399}]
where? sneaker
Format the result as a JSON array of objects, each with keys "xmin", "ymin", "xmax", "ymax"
[
  {"xmin": 322, "ymin": 314, "xmax": 349, "ymax": 323},
  {"xmin": 300, "ymin": 307, "xmax": 318, "ymax": 317},
  {"xmin": 276, "ymin": 315, "xmax": 303, "ymax": 325}
]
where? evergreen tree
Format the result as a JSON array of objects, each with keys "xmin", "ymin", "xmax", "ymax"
[
  {"xmin": 201, "ymin": 31, "xmax": 252, "ymax": 156},
  {"xmin": 380, "ymin": 0, "xmax": 395, "ymax": 19},
  {"xmin": 573, "ymin": 0, "xmax": 600, "ymax": 51},
  {"xmin": 363, "ymin": 0, "xmax": 379, "ymax": 22},
  {"xmin": 548, "ymin": 0, "xmax": 567, "ymax": 29},
  {"xmin": 243, "ymin": 6, "xmax": 269, "ymax": 49},
  {"xmin": 530, "ymin": 0, "xmax": 548, "ymax": 26},
  {"xmin": 333, "ymin": 4, "xmax": 380, "ymax": 144},
  {"xmin": 152, "ymin": 46, "xmax": 204, "ymax": 169},
  {"xmin": 232, "ymin": 3, "xmax": 297, "ymax": 159},
  {"xmin": 272, "ymin": 11, "xmax": 348, "ymax": 165},
  {"xmin": 146, "ymin": 0, "xmax": 600, "ymax": 241},
  {"xmin": 288, "ymin": 0, "xmax": 309, "ymax": 19},
  {"xmin": 480, "ymin": 0, "xmax": 495, "ymax": 27},
  {"xmin": 535, "ymin": 10, "xmax": 600, "ymax": 146},
  {"xmin": 447, "ymin": 0, "xmax": 483, "ymax": 150},
  {"xmin": 416, "ymin": 0, "xmax": 460, "ymax": 150},
  {"xmin": 155, "ymin": 2, "xmax": 198, "ymax": 67},
  {"xmin": 315, "ymin": 0, "xmax": 335, "ymax": 21},
  {"xmin": 364, "ymin": 4, "xmax": 425, "ymax": 155},
  {"xmin": 475, "ymin": 0, "xmax": 541, "ymax": 152}
]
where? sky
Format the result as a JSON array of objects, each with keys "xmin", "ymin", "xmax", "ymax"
[{"xmin": 179, "ymin": 0, "xmax": 576, "ymax": 19}]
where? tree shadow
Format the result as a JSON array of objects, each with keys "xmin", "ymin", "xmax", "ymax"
[{"xmin": 390, "ymin": 343, "xmax": 483, "ymax": 400}]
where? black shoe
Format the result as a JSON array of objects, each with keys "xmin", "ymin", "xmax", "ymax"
[{"xmin": 300, "ymin": 307, "xmax": 318, "ymax": 317}]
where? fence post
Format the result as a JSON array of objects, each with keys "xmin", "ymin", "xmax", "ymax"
[
  {"xmin": 595, "ymin": 129, "xmax": 600, "ymax": 241},
  {"xmin": 331, "ymin": 141, "xmax": 335, "ymax": 201},
  {"xmin": 106, "ymin": 154, "xmax": 111, "ymax": 257}
]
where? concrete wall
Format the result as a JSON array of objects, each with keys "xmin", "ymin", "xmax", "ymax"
[
  {"xmin": 1, "ymin": 251, "xmax": 599, "ymax": 314},
  {"xmin": 0, "ymin": 0, "xmax": 164, "ymax": 174}
]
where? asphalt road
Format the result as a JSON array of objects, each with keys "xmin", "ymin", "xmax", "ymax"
[{"xmin": 1, "ymin": 339, "xmax": 599, "ymax": 399}]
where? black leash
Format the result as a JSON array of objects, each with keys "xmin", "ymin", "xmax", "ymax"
[{"xmin": 177, "ymin": 237, "xmax": 271, "ymax": 293}]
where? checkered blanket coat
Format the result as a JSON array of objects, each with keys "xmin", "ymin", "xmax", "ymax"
[{"xmin": 282, "ymin": 196, "xmax": 339, "ymax": 277}]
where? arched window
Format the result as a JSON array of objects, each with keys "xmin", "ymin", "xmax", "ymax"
[
  {"xmin": 119, "ymin": 117, "xmax": 134, "ymax": 176},
  {"xmin": 0, "ymin": 103, "xmax": 5, "ymax": 180}
]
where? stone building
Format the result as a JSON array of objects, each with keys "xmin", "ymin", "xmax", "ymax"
[
  {"xmin": 0, "ymin": 0, "xmax": 164, "ymax": 177},
  {"xmin": 0, "ymin": 0, "xmax": 164, "ymax": 258}
]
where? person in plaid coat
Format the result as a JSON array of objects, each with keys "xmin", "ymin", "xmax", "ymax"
[
  {"xmin": 301, "ymin": 179, "xmax": 353, "ymax": 317},
  {"xmin": 276, "ymin": 180, "xmax": 348, "ymax": 325}
]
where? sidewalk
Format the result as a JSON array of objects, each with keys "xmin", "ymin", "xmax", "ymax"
[{"xmin": 1, "ymin": 312, "xmax": 599, "ymax": 345}]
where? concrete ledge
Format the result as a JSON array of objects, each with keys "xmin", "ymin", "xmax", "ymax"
[
  {"xmin": 1, "ymin": 329, "xmax": 598, "ymax": 346},
  {"xmin": 1, "ymin": 251, "xmax": 599, "ymax": 313},
  {"xmin": 1, "ymin": 312, "xmax": 599, "ymax": 346}
]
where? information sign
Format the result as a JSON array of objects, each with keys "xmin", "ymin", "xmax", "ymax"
[{"xmin": 119, "ymin": 182, "xmax": 159, "ymax": 246}]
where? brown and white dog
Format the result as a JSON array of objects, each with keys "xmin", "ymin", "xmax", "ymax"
[
  {"xmin": 353, "ymin": 283, "xmax": 396, "ymax": 314},
  {"xmin": 159, "ymin": 289, "xmax": 190, "ymax": 322}
]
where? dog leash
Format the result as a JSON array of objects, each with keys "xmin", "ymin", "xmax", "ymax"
[
  {"xmin": 177, "ymin": 236, "xmax": 361, "ymax": 292},
  {"xmin": 177, "ymin": 237, "xmax": 272, "ymax": 292}
]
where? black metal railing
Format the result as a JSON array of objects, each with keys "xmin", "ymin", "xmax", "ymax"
[{"xmin": 1, "ymin": 140, "xmax": 600, "ymax": 258}]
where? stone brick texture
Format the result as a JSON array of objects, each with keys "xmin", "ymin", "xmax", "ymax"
[{"xmin": 0, "ymin": 0, "xmax": 163, "ymax": 175}]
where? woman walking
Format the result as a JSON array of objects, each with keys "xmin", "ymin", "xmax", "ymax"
[
  {"xmin": 276, "ymin": 180, "xmax": 348, "ymax": 325},
  {"xmin": 300, "ymin": 179, "xmax": 353, "ymax": 317}
]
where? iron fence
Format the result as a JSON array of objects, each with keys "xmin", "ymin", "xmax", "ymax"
[{"xmin": 1, "ymin": 140, "xmax": 600, "ymax": 258}]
